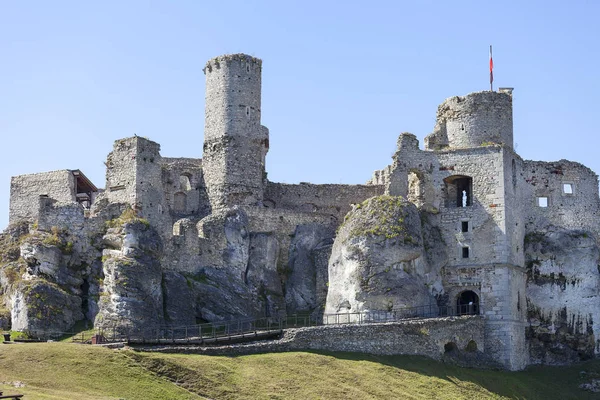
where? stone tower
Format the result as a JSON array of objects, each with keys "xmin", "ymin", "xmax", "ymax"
[
  {"xmin": 202, "ymin": 54, "xmax": 269, "ymax": 210},
  {"xmin": 425, "ymin": 91, "xmax": 513, "ymax": 150},
  {"xmin": 103, "ymin": 136, "xmax": 166, "ymax": 226}
]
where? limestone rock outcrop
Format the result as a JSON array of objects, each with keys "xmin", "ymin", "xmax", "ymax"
[
  {"xmin": 0, "ymin": 223, "xmax": 89, "ymax": 334},
  {"xmin": 285, "ymin": 224, "xmax": 333, "ymax": 315},
  {"xmin": 325, "ymin": 196, "xmax": 438, "ymax": 317},
  {"xmin": 95, "ymin": 221, "xmax": 164, "ymax": 334},
  {"xmin": 11, "ymin": 280, "xmax": 83, "ymax": 333},
  {"xmin": 525, "ymin": 228, "xmax": 600, "ymax": 364}
]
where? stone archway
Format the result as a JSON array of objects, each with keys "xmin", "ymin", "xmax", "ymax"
[{"xmin": 456, "ymin": 290, "xmax": 479, "ymax": 315}]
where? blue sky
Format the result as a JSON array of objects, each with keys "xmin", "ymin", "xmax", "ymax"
[{"xmin": 1, "ymin": 1, "xmax": 599, "ymax": 229}]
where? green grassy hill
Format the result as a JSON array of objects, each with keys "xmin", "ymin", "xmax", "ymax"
[{"xmin": 0, "ymin": 343, "xmax": 598, "ymax": 399}]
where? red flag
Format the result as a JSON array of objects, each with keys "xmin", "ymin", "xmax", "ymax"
[{"xmin": 489, "ymin": 45, "xmax": 494, "ymax": 89}]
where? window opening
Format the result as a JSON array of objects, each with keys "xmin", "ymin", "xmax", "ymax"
[
  {"xmin": 457, "ymin": 290, "xmax": 479, "ymax": 315},
  {"xmin": 461, "ymin": 221, "xmax": 469, "ymax": 233},
  {"xmin": 179, "ymin": 175, "xmax": 192, "ymax": 191},
  {"xmin": 407, "ymin": 171, "xmax": 424, "ymax": 207},
  {"xmin": 444, "ymin": 176, "xmax": 473, "ymax": 208},
  {"xmin": 563, "ymin": 183, "xmax": 573, "ymax": 194},
  {"xmin": 462, "ymin": 247, "xmax": 470, "ymax": 258},
  {"xmin": 537, "ymin": 197, "xmax": 548, "ymax": 207},
  {"xmin": 512, "ymin": 159, "xmax": 517, "ymax": 188}
]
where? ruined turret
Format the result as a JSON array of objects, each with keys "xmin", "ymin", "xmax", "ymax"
[
  {"xmin": 202, "ymin": 54, "xmax": 269, "ymax": 209},
  {"xmin": 425, "ymin": 90, "xmax": 513, "ymax": 150}
]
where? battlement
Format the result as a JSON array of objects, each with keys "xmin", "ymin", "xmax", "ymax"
[{"xmin": 203, "ymin": 53, "xmax": 262, "ymax": 74}]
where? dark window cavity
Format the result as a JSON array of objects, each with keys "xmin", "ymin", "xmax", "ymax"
[
  {"xmin": 462, "ymin": 247, "xmax": 470, "ymax": 258},
  {"xmin": 461, "ymin": 221, "xmax": 469, "ymax": 233}
]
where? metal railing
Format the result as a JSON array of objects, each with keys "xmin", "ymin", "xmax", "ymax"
[{"xmin": 19, "ymin": 303, "xmax": 482, "ymax": 345}]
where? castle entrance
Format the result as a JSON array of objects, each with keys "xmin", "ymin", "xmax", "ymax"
[{"xmin": 457, "ymin": 290, "xmax": 479, "ymax": 315}]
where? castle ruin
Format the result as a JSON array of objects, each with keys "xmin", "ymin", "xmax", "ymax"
[{"xmin": 2, "ymin": 54, "xmax": 599, "ymax": 371}]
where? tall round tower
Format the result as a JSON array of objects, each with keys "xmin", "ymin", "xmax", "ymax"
[
  {"xmin": 425, "ymin": 90, "xmax": 513, "ymax": 150},
  {"xmin": 202, "ymin": 54, "xmax": 269, "ymax": 209}
]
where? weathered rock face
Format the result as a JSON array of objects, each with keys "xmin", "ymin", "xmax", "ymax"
[
  {"xmin": 525, "ymin": 229, "xmax": 600, "ymax": 364},
  {"xmin": 185, "ymin": 208, "xmax": 285, "ymax": 321},
  {"xmin": 95, "ymin": 221, "xmax": 164, "ymax": 334},
  {"xmin": 247, "ymin": 232, "xmax": 285, "ymax": 317},
  {"xmin": 162, "ymin": 271, "xmax": 196, "ymax": 327},
  {"xmin": 325, "ymin": 196, "xmax": 438, "ymax": 317},
  {"xmin": 0, "ymin": 223, "xmax": 94, "ymax": 335},
  {"xmin": 285, "ymin": 224, "xmax": 334, "ymax": 315},
  {"xmin": 11, "ymin": 280, "xmax": 83, "ymax": 333}
]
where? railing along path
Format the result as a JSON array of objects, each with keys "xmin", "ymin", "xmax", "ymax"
[{"xmin": 24, "ymin": 303, "xmax": 481, "ymax": 345}]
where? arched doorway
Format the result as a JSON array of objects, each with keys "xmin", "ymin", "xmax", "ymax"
[{"xmin": 456, "ymin": 290, "xmax": 479, "ymax": 315}]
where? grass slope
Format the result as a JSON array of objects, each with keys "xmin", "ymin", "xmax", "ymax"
[{"xmin": 0, "ymin": 343, "xmax": 598, "ymax": 399}]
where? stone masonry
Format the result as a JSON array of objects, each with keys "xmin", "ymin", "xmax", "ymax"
[{"xmin": 2, "ymin": 54, "xmax": 600, "ymax": 371}]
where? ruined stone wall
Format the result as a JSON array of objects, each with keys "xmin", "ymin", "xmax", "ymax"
[
  {"xmin": 436, "ymin": 148, "xmax": 509, "ymax": 267},
  {"xmin": 480, "ymin": 265, "xmax": 528, "ymax": 370},
  {"xmin": 264, "ymin": 182, "xmax": 384, "ymax": 222},
  {"xmin": 101, "ymin": 136, "xmax": 174, "ymax": 239},
  {"xmin": 424, "ymin": 91, "xmax": 513, "ymax": 151},
  {"xmin": 37, "ymin": 199, "xmax": 85, "ymax": 232},
  {"xmin": 441, "ymin": 264, "xmax": 528, "ymax": 370},
  {"xmin": 289, "ymin": 316, "xmax": 484, "ymax": 361},
  {"xmin": 142, "ymin": 317, "xmax": 486, "ymax": 365},
  {"xmin": 381, "ymin": 133, "xmax": 528, "ymax": 370},
  {"xmin": 133, "ymin": 138, "xmax": 168, "ymax": 230},
  {"xmin": 104, "ymin": 137, "xmax": 139, "ymax": 206},
  {"xmin": 9, "ymin": 170, "xmax": 76, "ymax": 224},
  {"xmin": 203, "ymin": 54, "xmax": 269, "ymax": 209},
  {"xmin": 161, "ymin": 157, "xmax": 209, "ymax": 218},
  {"xmin": 522, "ymin": 160, "xmax": 600, "ymax": 235},
  {"xmin": 503, "ymin": 150, "xmax": 526, "ymax": 268},
  {"xmin": 386, "ymin": 136, "xmax": 515, "ymax": 268}
]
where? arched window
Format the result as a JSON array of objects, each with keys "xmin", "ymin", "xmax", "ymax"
[
  {"xmin": 456, "ymin": 290, "xmax": 479, "ymax": 315},
  {"xmin": 444, "ymin": 175, "xmax": 473, "ymax": 208},
  {"xmin": 179, "ymin": 175, "xmax": 192, "ymax": 191}
]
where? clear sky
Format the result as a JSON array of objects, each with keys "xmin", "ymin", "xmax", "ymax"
[{"xmin": 1, "ymin": 0, "xmax": 599, "ymax": 229}]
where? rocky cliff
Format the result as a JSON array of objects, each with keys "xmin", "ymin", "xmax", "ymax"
[
  {"xmin": 325, "ymin": 196, "xmax": 439, "ymax": 317},
  {"xmin": 524, "ymin": 228, "xmax": 600, "ymax": 364}
]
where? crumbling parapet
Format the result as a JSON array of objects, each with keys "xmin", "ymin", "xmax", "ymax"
[{"xmin": 425, "ymin": 91, "xmax": 513, "ymax": 150}]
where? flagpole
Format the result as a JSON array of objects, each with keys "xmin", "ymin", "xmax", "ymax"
[{"xmin": 489, "ymin": 45, "xmax": 493, "ymax": 91}]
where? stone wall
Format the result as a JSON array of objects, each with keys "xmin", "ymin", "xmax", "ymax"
[
  {"xmin": 264, "ymin": 182, "xmax": 384, "ymax": 222},
  {"xmin": 37, "ymin": 199, "xmax": 85, "ymax": 232},
  {"xmin": 161, "ymin": 157, "xmax": 209, "ymax": 218},
  {"xmin": 522, "ymin": 160, "xmax": 600, "ymax": 235},
  {"xmin": 134, "ymin": 316, "xmax": 486, "ymax": 365},
  {"xmin": 104, "ymin": 137, "xmax": 139, "ymax": 206},
  {"xmin": 288, "ymin": 316, "xmax": 484, "ymax": 360},
  {"xmin": 9, "ymin": 170, "xmax": 75, "ymax": 224},
  {"xmin": 383, "ymin": 134, "xmax": 519, "ymax": 268}
]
